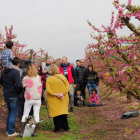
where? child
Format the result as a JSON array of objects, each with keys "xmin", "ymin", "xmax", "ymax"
[
  {"xmin": 1, "ymin": 41, "xmax": 22, "ymax": 78},
  {"xmin": 74, "ymin": 89, "xmax": 84, "ymax": 107},
  {"xmin": 88, "ymin": 88, "xmax": 102, "ymax": 107}
]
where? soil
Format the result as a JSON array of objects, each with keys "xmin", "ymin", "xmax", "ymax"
[{"xmin": 0, "ymin": 83, "xmax": 140, "ymax": 140}]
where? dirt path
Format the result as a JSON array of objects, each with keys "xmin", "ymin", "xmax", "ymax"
[{"xmin": 0, "ymin": 83, "xmax": 140, "ymax": 140}]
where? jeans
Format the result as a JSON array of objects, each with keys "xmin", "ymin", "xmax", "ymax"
[
  {"xmin": 21, "ymin": 99, "xmax": 41, "ymax": 123},
  {"xmin": 4, "ymin": 97, "xmax": 19, "ymax": 135},
  {"xmin": 87, "ymin": 84, "xmax": 101, "ymax": 100},
  {"xmin": 88, "ymin": 103, "xmax": 100, "ymax": 107},
  {"xmin": 69, "ymin": 84, "xmax": 74, "ymax": 107}
]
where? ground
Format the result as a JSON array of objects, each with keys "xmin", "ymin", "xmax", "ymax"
[{"xmin": 0, "ymin": 83, "xmax": 140, "ymax": 140}]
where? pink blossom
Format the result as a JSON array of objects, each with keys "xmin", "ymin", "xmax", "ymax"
[{"xmin": 25, "ymin": 79, "xmax": 33, "ymax": 88}]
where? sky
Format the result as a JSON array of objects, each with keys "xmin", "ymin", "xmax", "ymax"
[{"xmin": 0, "ymin": 0, "xmax": 139, "ymax": 64}]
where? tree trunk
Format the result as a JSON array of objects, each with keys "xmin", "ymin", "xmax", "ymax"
[{"xmin": 127, "ymin": 91, "xmax": 132, "ymax": 103}]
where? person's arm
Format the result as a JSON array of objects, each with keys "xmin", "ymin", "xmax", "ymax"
[
  {"xmin": 95, "ymin": 72, "xmax": 99, "ymax": 85},
  {"xmin": 46, "ymin": 78, "xmax": 56, "ymax": 95},
  {"xmin": 95, "ymin": 94, "xmax": 100, "ymax": 104},
  {"xmin": 14, "ymin": 71, "xmax": 22, "ymax": 92},
  {"xmin": 71, "ymin": 67, "xmax": 77, "ymax": 84},
  {"xmin": 89, "ymin": 94, "xmax": 92, "ymax": 103},
  {"xmin": 9, "ymin": 50, "xmax": 13, "ymax": 61},
  {"xmin": 84, "ymin": 70, "xmax": 88, "ymax": 85},
  {"xmin": 62, "ymin": 77, "xmax": 70, "ymax": 95},
  {"xmin": 0, "ymin": 72, "xmax": 3, "ymax": 86}
]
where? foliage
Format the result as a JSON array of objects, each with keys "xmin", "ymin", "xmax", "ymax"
[{"xmin": 85, "ymin": 0, "xmax": 140, "ymax": 100}]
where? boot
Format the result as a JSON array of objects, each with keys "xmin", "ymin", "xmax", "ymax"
[
  {"xmin": 19, "ymin": 122, "xmax": 26, "ymax": 137},
  {"xmin": 32, "ymin": 123, "xmax": 39, "ymax": 137}
]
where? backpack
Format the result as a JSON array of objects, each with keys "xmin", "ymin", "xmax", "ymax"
[{"xmin": 121, "ymin": 111, "xmax": 139, "ymax": 119}]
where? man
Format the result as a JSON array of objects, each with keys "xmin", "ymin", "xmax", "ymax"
[
  {"xmin": 44, "ymin": 58, "xmax": 51, "ymax": 79},
  {"xmin": 75, "ymin": 59, "xmax": 87, "ymax": 101},
  {"xmin": 59, "ymin": 57, "xmax": 76, "ymax": 112},
  {"xmin": 76, "ymin": 60, "xmax": 80, "ymax": 67},
  {"xmin": 0, "ymin": 57, "xmax": 22, "ymax": 137}
]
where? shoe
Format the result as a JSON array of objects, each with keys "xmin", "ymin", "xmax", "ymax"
[
  {"xmin": 65, "ymin": 129, "xmax": 70, "ymax": 132},
  {"xmin": 6, "ymin": 132, "xmax": 8, "ymax": 135},
  {"xmin": 53, "ymin": 130, "xmax": 59, "ymax": 133},
  {"xmin": 19, "ymin": 122, "xmax": 26, "ymax": 137},
  {"xmin": 100, "ymin": 102, "xmax": 105, "ymax": 106},
  {"xmin": 32, "ymin": 123, "xmax": 39, "ymax": 137},
  {"xmin": 7, "ymin": 132, "xmax": 19, "ymax": 137},
  {"xmin": 39, "ymin": 119, "xmax": 43, "ymax": 122},
  {"xmin": 70, "ymin": 107, "xmax": 75, "ymax": 112}
]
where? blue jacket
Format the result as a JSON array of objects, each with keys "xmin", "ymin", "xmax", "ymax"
[{"xmin": 0, "ymin": 68, "xmax": 22, "ymax": 98}]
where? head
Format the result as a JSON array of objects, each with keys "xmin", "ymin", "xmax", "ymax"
[
  {"xmin": 76, "ymin": 60, "xmax": 80, "ymax": 66},
  {"xmin": 12, "ymin": 57, "xmax": 21, "ymax": 67},
  {"xmin": 88, "ymin": 65, "xmax": 93, "ymax": 73},
  {"xmin": 77, "ymin": 89, "xmax": 81, "ymax": 95},
  {"xmin": 6, "ymin": 41, "xmax": 13, "ymax": 50},
  {"xmin": 45, "ymin": 58, "xmax": 51, "ymax": 65},
  {"xmin": 91, "ymin": 88, "xmax": 97, "ymax": 95},
  {"xmin": 61, "ymin": 57, "xmax": 67, "ymax": 65},
  {"xmin": 80, "ymin": 59, "xmax": 85, "ymax": 67},
  {"xmin": 49, "ymin": 64, "xmax": 60, "ymax": 75},
  {"xmin": 37, "ymin": 65, "xmax": 42, "ymax": 71},
  {"xmin": 26, "ymin": 64, "xmax": 38, "ymax": 77}
]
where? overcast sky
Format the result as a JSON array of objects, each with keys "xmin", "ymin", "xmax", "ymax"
[{"xmin": 0, "ymin": 0, "xmax": 139, "ymax": 64}]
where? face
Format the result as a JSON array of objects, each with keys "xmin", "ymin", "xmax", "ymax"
[
  {"xmin": 38, "ymin": 66, "xmax": 40, "ymax": 70},
  {"xmin": 46, "ymin": 59, "xmax": 50, "ymax": 65},
  {"xmin": 80, "ymin": 60, "xmax": 84, "ymax": 67},
  {"xmin": 88, "ymin": 66, "xmax": 92, "ymax": 72},
  {"xmin": 77, "ymin": 91, "xmax": 81, "ymax": 95},
  {"xmin": 76, "ymin": 61, "xmax": 80, "ymax": 66},
  {"xmin": 17, "ymin": 63, "xmax": 20, "ymax": 67},
  {"xmin": 62, "ymin": 57, "xmax": 67, "ymax": 64},
  {"xmin": 92, "ymin": 91, "xmax": 96, "ymax": 94}
]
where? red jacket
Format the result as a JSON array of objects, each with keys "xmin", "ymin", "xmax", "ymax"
[{"xmin": 59, "ymin": 65, "xmax": 73, "ymax": 84}]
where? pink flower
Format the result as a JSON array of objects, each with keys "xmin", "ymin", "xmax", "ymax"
[
  {"xmin": 38, "ymin": 86, "xmax": 42, "ymax": 94},
  {"xmin": 25, "ymin": 79, "xmax": 33, "ymax": 88},
  {"xmin": 26, "ymin": 92, "xmax": 31, "ymax": 100}
]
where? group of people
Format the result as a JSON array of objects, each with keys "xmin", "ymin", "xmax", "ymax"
[{"xmin": 0, "ymin": 41, "xmax": 104, "ymax": 137}]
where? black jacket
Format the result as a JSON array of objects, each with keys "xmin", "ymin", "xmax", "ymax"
[
  {"xmin": 0, "ymin": 69, "xmax": 22, "ymax": 98},
  {"xmin": 75, "ymin": 66, "xmax": 87, "ymax": 84}
]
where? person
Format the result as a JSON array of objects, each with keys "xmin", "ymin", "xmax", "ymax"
[
  {"xmin": 88, "ymin": 88, "xmax": 102, "ymax": 107},
  {"xmin": 0, "ymin": 57, "xmax": 22, "ymax": 137},
  {"xmin": 59, "ymin": 57, "xmax": 77, "ymax": 112},
  {"xmin": 0, "ymin": 41, "xmax": 22, "ymax": 78},
  {"xmin": 76, "ymin": 60, "xmax": 80, "ymax": 68},
  {"xmin": 75, "ymin": 59, "xmax": 87, "ymax": 100},
  {"xmin": 46, "ymin": 64, "xmax": 70, "ymax": 133},
  {"xmin": 37, "ymin": 65, "xmax": 46, "ymax": 104},
  {"xmin": 74, "ymin": 89, "xmax": 84, "ymax": 107},
  {"xmin": 44, "ymin": 58, "xmax": 51, "ymax": 79},
  {"xmin": 19, "ymin": 64, "xmax": 42, "ymax": 137},
  {"xmin": 87, "ymin": 65, "xmax": 99, "ymax": 96}
]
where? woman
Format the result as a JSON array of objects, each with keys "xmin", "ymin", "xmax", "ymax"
[
  {"xmin": 37, "ymin": 65, "xmax": 46, "ymax": 104},
  {"xmin": 19, "ymin": 64, "xmax": 42, "ymax": 137},
  {"xmin": 87, "ymin": 65, "xmax": 101, "ymax": 100},
  {"xmin": 46, "ymin": 64, "xmax": 70, "ymax": 133}
]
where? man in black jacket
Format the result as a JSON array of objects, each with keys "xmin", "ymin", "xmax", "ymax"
[
  {"xmin": 0, "ymin": 57, "xmax": 22, "ymax": 137},
  {"xmin": 75, "ymin": 59, "xmax": 87, "ymax": 103}
]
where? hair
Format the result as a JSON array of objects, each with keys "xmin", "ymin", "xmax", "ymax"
[
  {"xmin": 77, "ymin": 89, "xmax": 81, "ymax": 92},
  {"xmin": 12, "ymin": 57, "xmax": 21, "ymax": 65},
  {"xmin": 38, "ymin": 65, "xmax": 43, "ymax": 76},
  {"xmin": 76, "ymin": 60, "xmax": 80, "ymax": 62},
  {"xmin": 91, "ymin": 88, "xmax": 97, "ymax": 94},
  {"xmin": 62, "ymin": 56, "xmax": 67, "ymax": 60},
  {"xmin": 49, "ymin": 64, "xmax": 60, "ymax": 75},
  {"xmin": 26, "ymin": 64, "xmax": 38, "ymax": 77},
  {"xmin": 6, "ymin": 41, "xmax": 13, "ymax": 48},
  {"xmin": 87, "ymin": 65, "xmax": 94, "ymax": 74}
]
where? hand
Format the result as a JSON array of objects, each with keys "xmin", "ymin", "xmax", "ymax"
[
  {"xmin": 73, "ymin": 84, "xmax": 76, "ymax": 88},
  {"xmin": 55, "ymin": 93, "xmax": 64, "ymax": 99},
  {"xmin": 42, "ymin": 70, "xmax": 46, "ymax": 73},
  {"xmin": 81, "ymin": 98, "xmax": 84, "ymax": 101}
]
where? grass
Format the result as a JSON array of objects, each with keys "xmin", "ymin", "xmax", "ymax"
[{"xmin": 16, "ymin": 105, "xmax": 80, "ymax": 140}]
